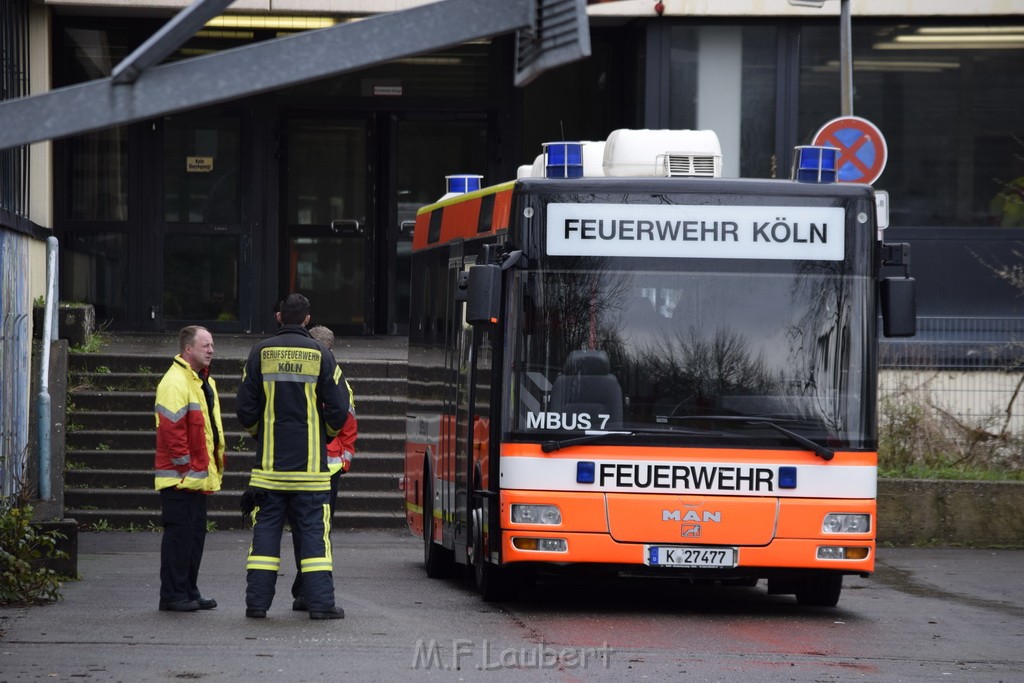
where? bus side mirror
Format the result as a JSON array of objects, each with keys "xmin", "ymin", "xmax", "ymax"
[
  {"xmin": 466, "ymin": 264, "xmax": 501, "ymax": 325},
  {"xmin": 880, "ymin": 277, "xmax": 916, "ymax": 337}
]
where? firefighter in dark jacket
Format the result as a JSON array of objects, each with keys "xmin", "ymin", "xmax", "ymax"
[{"xmin": 236, "ymin": 293, "xmax": 349, "ymax": 620}]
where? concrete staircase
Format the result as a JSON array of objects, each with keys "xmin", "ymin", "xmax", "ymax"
[{"xmin": 64, "ymin": 345, "xmax": 408, "ymax": 531}]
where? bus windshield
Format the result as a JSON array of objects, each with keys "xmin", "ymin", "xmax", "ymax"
[{"xmin": 506, "ymin": 256, "xmax": 876, "ymax": 451}]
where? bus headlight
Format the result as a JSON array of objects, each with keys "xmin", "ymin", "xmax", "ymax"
[
  {"xmin": 822, "ymin": 513, "xmax": 871, "ymax": 534},
  {"xmin": 511, "ymin": 504, "xmax": 562, "ymax": 525}
]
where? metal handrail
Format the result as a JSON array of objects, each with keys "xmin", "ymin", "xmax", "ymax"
[{"xmin": 37, "ymin": 236, "xmax": 58, "ymax": 500}]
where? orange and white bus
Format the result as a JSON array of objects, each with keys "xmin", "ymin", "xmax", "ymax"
[{"xmin": 403, "ymin": 130, "xmax": 915, "ymax": 606}]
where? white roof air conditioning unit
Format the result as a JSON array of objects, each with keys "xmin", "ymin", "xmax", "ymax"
[{"xmin": 603, "ymin": 129, "xmax": 722, "ymax": 178}]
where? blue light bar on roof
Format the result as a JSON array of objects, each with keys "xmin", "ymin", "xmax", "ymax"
[
  {"xmin": 445, "ymin": 174, "xmax": 483, "ymax": 195},
  {"xmin": 792, "ymin": 145, "xmax": 839, "ymax": 184},
  {"xmin": 543, "ymin": 141, "xmax": 584, "ymax": 179}
]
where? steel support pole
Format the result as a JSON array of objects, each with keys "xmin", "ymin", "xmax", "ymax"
[{"xmin": 840, "ymin": 0, "xmax": 853, "ymax": 116}]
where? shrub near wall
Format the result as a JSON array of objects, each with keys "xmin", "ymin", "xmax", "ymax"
[{"xmin": 0, "ymin": 504, "xmax": 67, "ymax": 605}]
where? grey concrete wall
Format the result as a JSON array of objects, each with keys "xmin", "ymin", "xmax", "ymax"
[{"xmin": 878, "ymin": 479, "xmax": 1024, "ymax": 547}]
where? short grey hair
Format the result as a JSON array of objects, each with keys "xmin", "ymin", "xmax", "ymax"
[{"xmin": 308, "ymin": 325, "xmax": 334, "ymax": 349}]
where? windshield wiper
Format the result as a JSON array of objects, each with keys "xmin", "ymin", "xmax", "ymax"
[
  {"xmin": 665, "ymin": 415, "xmax": 835, "ymax": 461},
  {"xmin": 540, "ymin": 427, "xmax": 722, "ymax": 453}
]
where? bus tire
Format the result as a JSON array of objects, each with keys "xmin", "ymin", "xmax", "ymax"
[
  {"xmin": 472, "ymin": 504, "xmax": 515, "ymax": 602},
  {"xmin": 795, "ymin": 573, "xmax": 843, "ymax": 607},
  {"xmin": 721, "ymin": 577, "xmax": 759, "ymax": 588},
  {"xmin": 423, "ymin": 466, "xmax": 454, "ymax": 579}
]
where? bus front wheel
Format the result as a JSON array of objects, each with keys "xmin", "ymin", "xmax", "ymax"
[
  {"xmin": 471, "ymin": 504, "xmax": 516, "ymax": 602},
  {"xmin": 795, "ymin": 573, "xmax": 843, "ymax": 607}
]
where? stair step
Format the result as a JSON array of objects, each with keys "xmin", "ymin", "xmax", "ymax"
[
  {"xmin": 71, "ymin": 374, "xmax": 408, "ymax": 398},
  {"xmin": 69, "ymin": 391, "xmax": 408, "ymax": 414},
  {"xmin": 65, "ymin": 450, "xmax": 405, "ymax": 476},
  {"xmin": 68, "ymin": 508, "xmax": 407, "ymax": 531},
  {"xmin": 71, "ymin": 410, "xmax": 406, "ymax": 432},
  {"xmin": 70, "ymin": 353, "xmax": 407, "ymax": 379},
  {"xmin": 66, "ymin": 488, "xmax": 406, "ymax": 512},
  {"xmin": 65, "ymin": 341, "xmax": 409, "ymax": 535},
  {"xmin": 66, "ymin": 469, "xmax": 403, "ymax": 491}
]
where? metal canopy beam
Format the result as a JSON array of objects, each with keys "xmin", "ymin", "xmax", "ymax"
[
  {"xmin": 0, "ymin": 0, "xmax": 589, "ymax": 150},
  {"xmin": 111, "ymin": 0, "xmax": 235, "ymax": 85}
]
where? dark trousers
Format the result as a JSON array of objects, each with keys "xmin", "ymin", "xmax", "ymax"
[
  {"xmin": 159, "ymin": 488, "xmax": 208, "ymax": 604},
  {"xmin": 246, "ymin": 489, "xmax": 335, "ymax": 612},
  {"xmin": 290, "ymin": 471, "xmax": 340, "ymax": 599}
]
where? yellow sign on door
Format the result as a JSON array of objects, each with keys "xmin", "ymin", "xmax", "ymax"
[{"xmin": 186, "ymin": 156, "xmax": 214, "ymax": 173}]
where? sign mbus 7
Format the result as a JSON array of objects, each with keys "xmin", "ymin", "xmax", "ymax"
[{"xmin": 403, "ymin": 131, "xmax": 915, "ymax": 606}]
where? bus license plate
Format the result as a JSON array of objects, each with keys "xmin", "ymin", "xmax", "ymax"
[{"xmin": 645, "ymin": 545, "xmax": 737, "ymax": 568}]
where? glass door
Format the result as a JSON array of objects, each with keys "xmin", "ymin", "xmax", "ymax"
[
  {"xmin": 392, "ymin": 115, "xmax": 489, "ymax": 334},
  {"xmin": 159, "ymin": 115, "xmax": 246, "ymax": 329},
  {"xmin": 283, "ymin": 117, "xmax": 372, "ymax": 334}
]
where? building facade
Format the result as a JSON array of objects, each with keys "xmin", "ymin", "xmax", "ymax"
[{"xmin": 5, "ymin": 0, "xmax": 1024, "ymax": 339}]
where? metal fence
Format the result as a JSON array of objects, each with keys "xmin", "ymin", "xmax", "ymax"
[
  {"xmin": 1, "ymin": 0, "xmax": 31, "ymax": 217},
  {"xmin": 0, "ymin": 0, "xmax": 33, "ymax": 507},
  {"xmin": 880, "ymin": 316, "xmax": 1024, "ymax": 441},
  {"xmin": 0, "ymin": 229, "xmax": 32, "ymax": 505}
]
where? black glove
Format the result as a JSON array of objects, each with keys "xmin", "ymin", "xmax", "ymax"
[{"xmin": 240, "ymin": 488, "xmax": 265, "ymax": 519}]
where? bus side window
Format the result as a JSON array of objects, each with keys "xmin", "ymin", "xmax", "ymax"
[{"xmin": 548, "ymin": 350, "xmax": 624, "ymax": 429}]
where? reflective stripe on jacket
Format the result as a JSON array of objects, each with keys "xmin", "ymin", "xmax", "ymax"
[
  {"xmin": 327, "ymin": 378, "xmax": 357, "ymax": 473},
  {"xmin": 236, "ymin": 325, "xmax": 349, "ymax": 491},
  {"xmin": 154, "ymin": 356, "xmax": 225, "ymax": 492}
]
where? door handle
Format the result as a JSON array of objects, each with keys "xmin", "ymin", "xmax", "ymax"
[
  {"xmin": 399, "ymin": 220, "xmax": 416, "ymax": 237},
  {"xmin": 330, "ymin": 218, "xmax": 363, "ymax": 236}
]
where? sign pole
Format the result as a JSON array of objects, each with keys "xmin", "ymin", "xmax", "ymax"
[{"xmin": 840, "ymin": 0, "xmax": 853, "ymax": 116}]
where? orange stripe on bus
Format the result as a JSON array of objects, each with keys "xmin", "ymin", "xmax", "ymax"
[{"xmin": 412, "ymin": 184, "xmax": 515, "ymax": 252}]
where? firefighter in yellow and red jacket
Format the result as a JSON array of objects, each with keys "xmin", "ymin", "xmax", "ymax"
[
  {"xmin": 236, "ymin": 294, "xmax": 349, "ymax": 620},
  {"xmin": 154, "ymin": 325, "xmax": 225, "ymax": 613}
]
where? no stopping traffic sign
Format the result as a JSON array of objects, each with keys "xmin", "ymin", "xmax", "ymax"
[{"xmin": 813, "ymin": 116, "xmax": 888, "ymax": 185}]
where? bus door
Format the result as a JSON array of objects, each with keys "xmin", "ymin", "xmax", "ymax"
[
  {"xmin": 441, "ymin": 246, "xmax": 470, "ymax": 560},
  {"xmin": 466, "ymin": 319, "xmax": 496, "ymax": 572}
]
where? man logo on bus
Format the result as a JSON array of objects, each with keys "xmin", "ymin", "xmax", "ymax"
[{"xmin": 662, "ymin": 509, "xmax": 721, "ymax": 523}]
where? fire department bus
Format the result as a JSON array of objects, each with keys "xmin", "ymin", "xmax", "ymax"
[{"xmin": 403, "ymin": 129, "xmax": 915, "ymax": 606}]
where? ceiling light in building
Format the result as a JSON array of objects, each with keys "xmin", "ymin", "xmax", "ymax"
[
  {"xmin": 205, "ymin": 15, "xmax": 339, "ymax": 31},
  {"xmin": 916, "ymin": 26, "xmax": 1024, "ymax": 35},
  {"xmin": 394, "ymin": 57, "xmax": 464, "ymax": 66},
  {"xmin": 874, "ymin": 26, "xmax": 1024, "ymax": 50},
  {"xmin": 195, "ymin": 30, "xmax": 256, "ymax": 40},
  {"xmin": 813, "ymin": 58, "xmax": 961, "ymax": 73}
]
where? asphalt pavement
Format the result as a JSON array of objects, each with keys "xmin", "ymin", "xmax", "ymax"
[{"xmin": 2, "ymin": 529, "xmax": 1022, "ymax": 681}]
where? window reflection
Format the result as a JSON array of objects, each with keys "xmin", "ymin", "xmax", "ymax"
[
  {"xmin": 163, "ymin": 235, "xmax": 239, "ymax": 321},
  {"xmin": 799, "ymin": 22, "xmax": 1024, "ymax": 227},
  {"xmin": 68, "ymin": 129, "xmax": 128, "ymax": 222},
  {"xmin": 62, "ymin": 232, "xmax": 128, "ymax": 321},
  {"xmin": 512, "ymin": 263, "xmax": 872, "ymax": 448},
  {"xmin": 669, "ymin": 25, "xmax": 778, "ymax": 179},
  {"xmin": 163, "ymin": 118, "xmax": 240, "ymax": 224},
  {"xmin": 286, "ymin": 120, "xmax": 365, "ymax": 226}
]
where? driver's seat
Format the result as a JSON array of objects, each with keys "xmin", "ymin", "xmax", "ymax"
[{"xmin": 548, "ymin": 350, "xmax": 623, "ymax": 427}]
